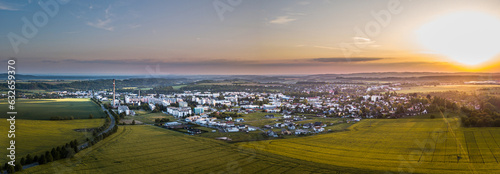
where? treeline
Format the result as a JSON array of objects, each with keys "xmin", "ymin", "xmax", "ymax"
[
  {"xmin": 461, "ymin": 107, "xmax": 500, "ymax": 127},
  {"xmin": 0, "ymin": 78, "xmax": 183, "ymax": 91},
  {"xmin": 179, "ymin": 85, "xmax": 285, "ymax": 93},
  {"xmin": 2, "ymin": 139, "xmax": 81, "ymax": 173},
  {"xmin": 461, "ymin": 96, "xmax": 500, "ymax": 127},
  {"xmin": 208, "ymin": 112, "xmax": 242, "ymax": 119},
  {"xmin": 284, "ymin": 92, "xmax": 331, "ymax": 98}
]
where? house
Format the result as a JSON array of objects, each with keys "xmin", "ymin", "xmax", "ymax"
[
  {"xmin": 313, "ymin": 122, "xmax": 325, "ymax": 132},
  {"xmin": 117, "ymin": 106, "xmax": 131, "ymax": 115},
  {"xmin": 227, "ymin": 127, "xmax": 239, "ymax": 132},
  {"xmin": 303, "ymin": 123, "xmax": 313, "ymax": 129},
  {"xmin": 247, "ymin": 126, "xmax": 258, "ymax": 131},
  {"xmin": 274, "ymin": 123, "xmax": 285, "ymax": 128},
  {"xmin": 225, "ymin": 117, "xmax": 233, "ymax": 121},
  {"xmin": 164, "ymin": 121, "xmax": 181, "ymax": 127},
  {"xmin": 235, "ymin": 118, "xmax": 245, "ymax": 122},
  {"xmin": 149, "ymin": 103, "xmax": 156, "ymax": 111},
  {"xmin": 266, "ymin": 130, "xmax": 277, "ymax": 137},
  {"xmin": 237, "ymin": 125, "xmax": 246, "ymax": 129},
  {"xmin": 187, "ymin": 129, "xmax": 202, "ymax": 134},
  {"xmin": 283, "ymin": 115, "xmax": 291, "ymax": 119},
  {"xmin": 281, "ymin": 129, "xmax": 292, "ymax": 135},
  {"xmin": 194, "ymin": 107, "xmax": 204, "ymax": 114},
  {"xmin": 287, "ymin": 123, "xmax": 296, "ymax": 130},
  {"xmin": 263, "ymin": 125, "xmax": 273, "ymax": 129},
  {"xmin": 264, "ymin": 114, "xmax": 275, "ymax": 118},
  {"xmin": 295, "ymin": 129, "xmax": 308, "ymax": 135}
]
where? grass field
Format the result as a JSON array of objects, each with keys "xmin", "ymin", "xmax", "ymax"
[
  {"xmin": 124, "ymin": 110, "xmax": 175, "ymax": 124},
  {"xmin": 0, "ymin": 98, "xmax": 107, "ymax": 120},
  {"xmin": 239, "ymin": 113, "xmax": 500, "ymax": 173},
  {"xmin": 0, "ymin": 119, "xmax": 104, "ymax": 164},
  {"xmin": 399, "ymin": 85, "xmax": 500, "ymax": 94},
  {"xmin": 24, "ymin": 125, "xmax": 372, "ymax": 174}
]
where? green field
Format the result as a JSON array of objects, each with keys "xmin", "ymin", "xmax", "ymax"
[
  {"xmin": 0, "ymin": 119, "xmax": 104, "ymax": 164},
  {"xmin": 25, "ymin": 125, "xmax": 370, "ymax": 174},
  {"xmin": 0, "ymin": 98, "xmax": 107, "ymax": 120},
  {"xmin": 399, "ymin": 85, "xmax": 500, "ymax": 94},
  {"xmin": 239, "ymin": 114, "xmax": 500, "ymax": 173},
  {"xmin": 124, "ymin": 110, "xmax": 175, "ymax": 124}
]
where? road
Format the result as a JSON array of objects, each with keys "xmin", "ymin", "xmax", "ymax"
[{"xmin": 78, "ymin": 104, "xmax": 116, "ymax": 150}]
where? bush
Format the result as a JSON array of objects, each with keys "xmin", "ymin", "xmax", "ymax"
[{"xmin": 430, "ymin": 115, "xmax": 435, "ymax": 119}]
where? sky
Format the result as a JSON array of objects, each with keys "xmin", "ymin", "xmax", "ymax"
[{"xmin": 1, "ymin": 0, "xmax": 500, "ymax": 75}]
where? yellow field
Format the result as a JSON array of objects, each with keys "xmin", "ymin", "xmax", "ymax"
[
  {"xmin": 25, "ymin": 125, "xmax": 373, "ymax": 174},
  {"xmin": 0, "ymin": 119, "xmax": 104, "ymax": 164},
  {"xmin": 239, "ymin": 115, "xmax": 500, "ymax": 173},
  {"xmin": 399, "ymin": 85, "xmax": 500, "ymax": 94},
  {"xmin": 0, "ymin": 98, "xmax": 107, "ymax": 120}
]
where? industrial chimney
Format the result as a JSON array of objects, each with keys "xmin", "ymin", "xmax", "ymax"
[{"xmin": 113, "ymin": 79, "xmax": 116, "ymax": 108}]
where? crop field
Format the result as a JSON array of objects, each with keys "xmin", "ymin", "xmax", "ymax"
[
  {"xmin": 0, "ymin": 119, "xmax": 104, "ymax": 164},
  {"xmin": 399, "ymin": 85, "xmax": 500, "ymax": 94},
  {"xmin": 236, "ymin": 112, "xmax": 282, "ymax": 127},
  {"xmin": 239, "ymin": 114, "xmax": 500, "ymax": 173},
  {"xmin": 125, "ymin": 110, "xmax": 175, "ymax": 124},
  {"xmin": 25, "ymin": 125, "xmax": 373, "ymax": 174},
  {"xmin": 0, "ymin": 98, "xmax": 106, "ymax": 120}
]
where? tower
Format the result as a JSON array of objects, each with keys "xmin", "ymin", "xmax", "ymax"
[
  {"xmin": 113, "ymin": 79, "xmax": 116, "ymax": 108},
  {"xmin": 138, "ymin": 89, "xmax": 141, "ymax": 106}
]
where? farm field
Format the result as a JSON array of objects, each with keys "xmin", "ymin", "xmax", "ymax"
[
  {"xmin": 24, "ymin": 125, "xmax": 373, "ymax": 174},
  {"xmin": 0, "ymin": 119, "xmax": 104, "ymax": 164},
  {"xmin": 0, "ymin": 98, "xmax": 107, "ymax": 120},
  {"xmin": 124, "ymin": 110, "xmax": 175, "ymax": 124},
  {"xmin": 239, "ymin": 114, "xmax": 500, "ymax": 173},
  {"xmin": 399, "ymin": 85, "xmax": 500, "ymax": 94}
]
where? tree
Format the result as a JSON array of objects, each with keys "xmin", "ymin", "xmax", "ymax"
[
  {"xmin": 132, "ymin": 120, "xmax": 136, "ymax": 125},
  {"xmin": 13, "ymin": 161, "xmax": 22, "ymax": 172},
  {"xmin": 89, "ymin": 114, "xmax": 93, "ymax": 119},
  {"xmin": 39, "ymin": 154, "xmax": 46, "ymax": 164},
  {"xmin": 6, "ymin": 165, "xmax": 15, "ymax": 174},
  {"xmin": 430, "ymin": 115, "xmax": 435, "ymax": 119},
  {"xmin": 26, "ymin": 154, "xmax": 33, "ymax": 164},
  {"xmin": 45, "ymin": 151, "xmax": 53, "ymax": 162}
]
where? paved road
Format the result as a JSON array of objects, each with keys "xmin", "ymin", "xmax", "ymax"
[{"xmin": 78, "ymin": 104, "xmax": 115, "ymax": 150}]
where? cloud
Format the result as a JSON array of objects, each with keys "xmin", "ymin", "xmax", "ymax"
[
  {"xmin": 0, "ymin": 2, "xmax": 19, "ymax": 11},
  {"xmin": 313, "ymin": 45, "xmax": 340, "ymax": 50},
  {"xmin": 87, "ymin": 5, "xmax": 114, "ymax": 31},
  {"xmin": 269, "ymin": 16, "xmax": 297, "ymax": 24},
  {"xmin": 312, "ymin": 57, "xmax": 384, "ymax": 63}
]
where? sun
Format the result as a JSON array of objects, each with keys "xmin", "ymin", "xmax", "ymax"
[{"xmin": 416, "ymin": 11, "xmax": 500, "ymax": 66}]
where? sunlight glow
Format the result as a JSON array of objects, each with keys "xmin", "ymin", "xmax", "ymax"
[{"xmin": 417, "ymin": 11, "xmax": 500, "ymax": 66}]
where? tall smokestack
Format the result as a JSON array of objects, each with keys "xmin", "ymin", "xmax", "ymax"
[{"xmin": 113, "ymin": 79, "xmax": 116, "ymax": 108}]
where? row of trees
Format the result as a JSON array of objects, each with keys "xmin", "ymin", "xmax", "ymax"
[{"xmin": 3, "ymin": 139, "xmax": 80, "ymax": 173}]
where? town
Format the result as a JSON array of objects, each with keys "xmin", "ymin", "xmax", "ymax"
[{"xmin": 50, "ymin": 81, "xmax": 439, "ymax": 140}]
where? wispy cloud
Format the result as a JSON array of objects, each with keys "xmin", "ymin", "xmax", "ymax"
[
  {"xmin": 312, "ymin": 57, "xmax": 384, "ymax": 63},
  {"xmin": 269, "ymin": 16, "xmax": 297, "ymax": 24},
  {"xmin": 0, "ymin": 2, "xmax": 19, "ymax": 11},
  {"xmin": 87, "ymin": 5, "xmax": 114, "ymax": 31}
]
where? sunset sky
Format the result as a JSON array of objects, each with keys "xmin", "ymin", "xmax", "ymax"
[{"xmin": 1, "ymin": 0, "xmax": 500, "ymax": 75}]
